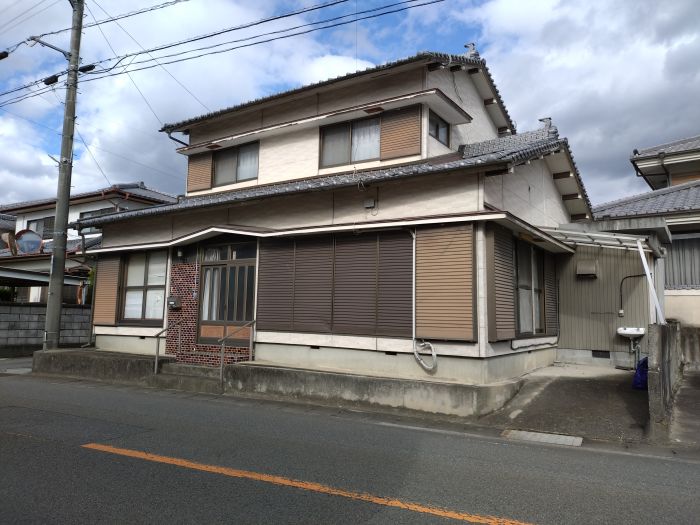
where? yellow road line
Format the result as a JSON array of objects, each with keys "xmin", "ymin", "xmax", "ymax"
[{"xmin": 82, "ymin": 443, "xmax": 533, "ymax": 525}]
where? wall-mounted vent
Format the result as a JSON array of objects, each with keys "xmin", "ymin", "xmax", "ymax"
[{"xmin": 576, "ymin": 259, "xmax": 598, "ymax": 278}]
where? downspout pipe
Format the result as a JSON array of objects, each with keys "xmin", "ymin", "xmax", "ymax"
[
  {"xmin": 166, "ymin": 131, "xmax": 189, "ymax": 147},
  {"xmin": 409, "ymin": 229, "xmax": 436, "ymax": 372}
]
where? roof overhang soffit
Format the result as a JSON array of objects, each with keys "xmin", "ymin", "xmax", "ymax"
[{"xmin": 178, "ymin": 89, "xmax": 472, "ymax": 156}]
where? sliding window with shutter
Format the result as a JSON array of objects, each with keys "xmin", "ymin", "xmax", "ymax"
[
  {"xmin": 415, "ymin": 225, "xmax": 475, "ymax": 341},
  {"xmin": 543, "ymin": 253, "xmax": 559, "ymax": 335},
  {"xmin": 257, "ymin": 231, "xmax": 412, "ymax": 337},
  {"xmin": 320, "ymin": 105, "xmax": 421, "ymax": 168},
  {"xmin": 93, "ymin": 255, "xmax": 121, "ymax": 326},
  {"xmin": 486, "ymin": 223, "xmax": 516, "ymax": 341},
  {"xmin": 187, "ymin": 153, "xmax": 213, "ymax": 192}
]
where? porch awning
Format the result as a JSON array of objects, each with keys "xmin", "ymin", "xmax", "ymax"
[
  {"xmin": 539, "ymin": 228, "xmax": 653, "ymax": 252},
  {"xmin": 0, "ymin": 266, "xmax": 86, "ymax": 287}
]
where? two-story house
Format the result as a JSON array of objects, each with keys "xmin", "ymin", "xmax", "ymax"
[
  {"xmin": 76, "ymin": 51, "xmax": 660, "ymax": 389},
  {"xmin": 0, "ymin": 182, "xmax": 176, "ymax": 303}
]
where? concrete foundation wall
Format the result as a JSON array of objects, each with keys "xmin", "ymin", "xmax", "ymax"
[
  {"xmin": 255, "ymin": 342, "xmax": 554, "ymax": 385},
  {"xmin": 95, "ymin": 334, "xmax": 160, "ymax": 355},
  {"xmin": 681, "ymin": 326, "xmax": 700, "ymax": 369},
  {"xmin": 647, "ymin": 322, "xmax": 684, "ymax": 440},
  {"xmin": 0, "ymin": 303, "xmax": 91, "ymax": 354},
  {"xmin": 556, "ymin": 348, "xmax": 635, "ymax": 369}
]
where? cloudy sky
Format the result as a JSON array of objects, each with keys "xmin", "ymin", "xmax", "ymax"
[{"xmin": 0, "ymin": 0, "xmax": 698, "ymax": 207}]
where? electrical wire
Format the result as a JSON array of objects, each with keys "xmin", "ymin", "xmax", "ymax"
[
  {"xmin": 74, "ymin": 125, "xmax": 113, "ymax": 186},
  {"xmin": 84, "ymin": 1, "xmax": 163, "ymax": 125},
  {"xmin": 80, "ymin": 0, "xmax": 444, "ymax": 83},
  {"xmin": 0, "ymin": 0, "xmax": 53, "ymax": 35},
  {"xmin": 91, "ymin": 0, "xmax": 209, "ymax": 112}
]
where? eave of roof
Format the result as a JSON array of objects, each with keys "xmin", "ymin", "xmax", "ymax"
[
  {"xmin": 74, "ymin": 129, "xmax": 589, "ymax": 229},
  {"xmin": 631, "ymin": 134, "xmax": 700, "ymax": 161},
  {"xmin": 160, "ymin": 51, "xmax": 516, "ymax": 135},
  {"xmin": 593, "ymin": 179, "xmax": 700, "ymax": 219}
]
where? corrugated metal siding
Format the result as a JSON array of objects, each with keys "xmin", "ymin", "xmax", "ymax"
[
  {"xmin": 558, "ymin": 246, "xmax": 650, "ymax": 352},
  {"xmin": 292, "ymin": 237, "xmax": 333, "ymax": 333},
  {"xmin": 332, "ymin": 235, "xmax": 377, "ymax": 335},
  {"xmin": 377, "ymin": 231, "xmax": 413, "ymax": 337},
  {"xmin": 380, "ymin": 105, "xmax": 421, "ymax": 160},
  {"xmin": 257, "ymin": 240, "xmax": 294, "ymax": 331},
  {"xmin": 544, "ymin": 253, "xmax": 559, "ymax": 334},
  {"xmin": 416, "ymin": 225, "xmax": 474, "ymax": 341},
  {"xmin": 93, "ymin": 255, "xmax": 120, "ymax": 325},
  {"xmin": 187, "ymin": 153, "xmax": 212, "ymax": 192},
  {"xmin": 486, "ymin": 223, "xmax": 516, "ymax": 341},
  {"xmin": 666, "ymin": 239, "xmax": 700, "ymax": 289}
]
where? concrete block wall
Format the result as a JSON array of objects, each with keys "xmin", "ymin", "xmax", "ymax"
[{"xmin": 0, "ymin": 303, "xmax": 91, "ymax": 351}]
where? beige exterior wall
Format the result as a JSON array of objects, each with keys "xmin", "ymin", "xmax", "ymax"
[
  {"xmin": 558, "ymin": 246, "xmax": 651, "ymax": 354},
  {"xmin": 483, "ymin": 160, "xmax": 569, "ymax": 227},
  {"xmin": 101, "ymin": 170, "xmax": 482, "ymax": 247},
  {"xmin": 665, "ymin": 290, "xmax": 700, "ymax": 326},
  {"xmin": 426, "ymin": 68, "xmax": 499, "ymax": 145}
]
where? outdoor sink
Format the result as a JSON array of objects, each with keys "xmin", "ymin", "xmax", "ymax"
[{"xmin": 617, "ymin": 327, "xmax": 645, "ymax": 339}]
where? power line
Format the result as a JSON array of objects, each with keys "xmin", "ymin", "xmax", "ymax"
[
  {"xmin": 84, "ymin": 1, "xmax": 163, "ymax": 125},
  {"xmin": 81, "ymin": 0, "xmax": 444, "ymax": 82},
  {"xmin": 0, "ymin": 0, "xmax": 62, "ymax": 37},
  {"xmin": 74, "ymin": 125, "xmax": 112, "ymax": 186},
  {"xmin": 37, "ymin": 0, "xmax": 192, "ymax": 38},
  {"xmin": 0, "ymin": 0, "xmax": 52, "ymax": 35},
  {"xmin": 91, "ymin": 0, "xmax": 209, "ymax": 112}
]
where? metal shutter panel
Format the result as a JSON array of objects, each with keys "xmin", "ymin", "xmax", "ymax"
[
  {"xmin": 377, "ymin": 230, "xmax": 412, "ymax": 337},
  {"xmin": 380, "ymin": 105, "xmax": 421, "ymax": 160},
  {"xmin": 187, "ymin": 153, "xmax": 212, "ymax": 192},
  {"xmin": 486, "ymin": 223, "xmax": 516, "ymax": 341},
  {"xmin": 544, "ymin": 253, "xmax": 559, "ymax": 334},
  {"xmin": 257, "ymin": 240, "xmax": 294, "ymax": 331},
  {"xmin": 332, "ymin": 235, "xmax": 378, "ymax": 335},
  {"xmin": 93, "ymin": 255, "xmax": 120, "ymax": 325},
  {"xmin": 416, "ymin": 225, "xmax": 475, "ymax": 341},
  {"xmin": 293, "ymin": 236, "xmax": 333, "ymax": 333}
]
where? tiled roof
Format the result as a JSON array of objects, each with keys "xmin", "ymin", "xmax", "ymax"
[
  {"xmin": 75, "ymin": 126, "xmax": 589, "ymax": 229},
  {"xmin": 0, "ymin": 182, "xmax": 177, "ymax": 213},
  {"xmin": 0, "ymin": 234, "xmax": 101, "ymax": 258},
  {"xmin": 593, "ymin": 180, "xmax": 700, "ymax": 219},
  {"xmin": 161, "ymin": 51, "xmax": 515, "ymax": 134},
  {"xmin": 632, "ymin": 134, "xmax": 700, "ymax": 160}
]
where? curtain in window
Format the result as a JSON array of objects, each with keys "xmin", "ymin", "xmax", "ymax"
[
  {"xmin": 351, "ymin": 118, "xmax": 380, "ymax": 161},
  {"xmin": 321, "ymin": 123, "xmax": 350, "ymax": 166},
  {"xmin": 214, "ymin": 148, "xmax": 237, "ymax": 185},
  {"xmin": 237, "ymin": 143, "xmax": 259, "ymax": 181}
]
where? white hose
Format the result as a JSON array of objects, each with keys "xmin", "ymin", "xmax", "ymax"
[{"xmin": 413, "ymin": 339, "xmax": 437, "ymax": 371}]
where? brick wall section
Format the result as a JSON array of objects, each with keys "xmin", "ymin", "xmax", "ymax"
[
  {"xmin": 0, "ymin": 303, "xmax": 91, "ymax": 349},
  {"xmin": 165, "ymin": 261, "xmax": 249, "ymax": 367}
]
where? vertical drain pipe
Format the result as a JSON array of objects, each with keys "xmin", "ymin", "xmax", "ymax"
[{"xmin": 410, "ymin": 229, "xmax": 436, "ymax": 371}]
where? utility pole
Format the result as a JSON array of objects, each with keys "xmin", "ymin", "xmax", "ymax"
[{"xmin": 44, "ymin": 0, "xmax": 85, "ymax": 350}]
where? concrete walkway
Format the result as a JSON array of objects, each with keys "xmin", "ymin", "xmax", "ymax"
[
  {"xmin": 670, "ymin": 372, "xmax": 700, "ymax": 448},
  {"xmin": 479, "ymin": 363, "xmax": 649, "ymax": 443}
]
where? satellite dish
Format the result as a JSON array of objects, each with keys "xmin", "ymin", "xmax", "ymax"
[{"xmin": 15, "ymin": 229, "xmax": 43, "ymax": 254}]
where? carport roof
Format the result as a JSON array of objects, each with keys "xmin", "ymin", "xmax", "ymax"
[{"xmin": 0, "ymin": 267, "xmax": 86, "ymax": 287}]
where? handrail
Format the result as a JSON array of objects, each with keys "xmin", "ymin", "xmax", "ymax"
[
  {"xmin": 154, "ymin": 318, "xmax": 184, "ymax": 375},
  {"xmin": 217, "ymin": 319, "xmax": 256, "ymax": 386}
]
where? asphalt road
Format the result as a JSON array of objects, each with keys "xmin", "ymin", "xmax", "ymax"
[{"xmin": 1, "ymin": 371, "xmax": 699, "ymax": 524}]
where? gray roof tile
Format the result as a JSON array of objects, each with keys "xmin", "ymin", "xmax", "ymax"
[
  {"xmin": 75, "ymin": 126, "xmax": 590, "ymax": 229},
  {"xmin": 593, "ymin": 180, "xmax": 700, "ymax": 219},
  {"xmin": 632, "ymin": 134, "xmax": 700, "ymax": 159},
  {"xmin": 161, "ymin": 51, "xmax": 515, "ymax": 134}
]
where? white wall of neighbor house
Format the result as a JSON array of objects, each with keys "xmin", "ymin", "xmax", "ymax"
[
  {"xmin": 95, "ymin": 334, "xmax": 160, "ymax": 355},
  {"xmin": 665, "ymin": 290, "xmax": 700, "ymax": 326},
  {"xmin": 483, "ymin": 160, "xmax": 570, "ymax": 227},
  {"xmin": 426, "ymin": 68, "xmax": 500, "ymax": 144},
  {"xmin": 100, "ymin": 170, "xmax": 483, "ymax": 247}
]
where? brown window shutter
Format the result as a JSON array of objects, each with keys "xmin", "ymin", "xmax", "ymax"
[
  {"xmin": 486, "ymin": 223, "xmax": 516, "ymax": 341},
  {"xmin": 416, "ymin": 224, "xmax": 475, "ymax": 341},
  {"xmin": 332, "ymin": 235, "xmax": 378, "ymax": 335},
  {"xmin": 380, "ymin": 105, "xmax": 421, "ymax": 160},
  {"xmin": 257, "ymin": 240, "xmax": 294, "ymax": 331},
  {"xmin": 187, "ymin": 153, "xmax": 212, "ymax": 192},
  {"xmin": 544, "ymin": 253, "xmax": 559, "ymax": 335},
  {"xmin": 93, "ymin": 255, "xmax": 121, "ymax": 325},
  {"xmin": 377, "ymin": 230, "xmax": 412, "ymax": 337},
  {"xmin": 292, "ymin": 236, "xmax": 333, "ymax": 333}
]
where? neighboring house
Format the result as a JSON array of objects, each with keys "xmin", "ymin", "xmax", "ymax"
[
  {"xmin": 594, "ymin": 176, "xmax": 700, "ymax": 327},
  {"xmin": 631, "ymin": 134, "xmax": 700, "ymax": 190},
  {"xmin": 0, "ymin": 182, "xmax": 176, "ymax": 303},
  {"xmin": 0, "ymin": 213, "xmax": 15, "ymax": 235},
  {"xmin": 76, "ymin": 50, "xmax": 659, "ymax": 384}
]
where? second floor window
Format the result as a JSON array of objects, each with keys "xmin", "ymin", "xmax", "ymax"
[
  {"xmin": 79, "ymin": 207, "xmax": 115, "ymax": 234},
  {"xmin": 213, "ymin": 142, "xmax": 259, "ymax": 186},
  {"xmin": 321, "ymin": 117, "xmax": 380, "ymax": 167},
  {"xmin": 27, "ymin": 216, "xmax": 55, "ymax": 239},
  {"xmin": 428, "ymin": 110, "xmax": 449, "ymax": 146}
]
